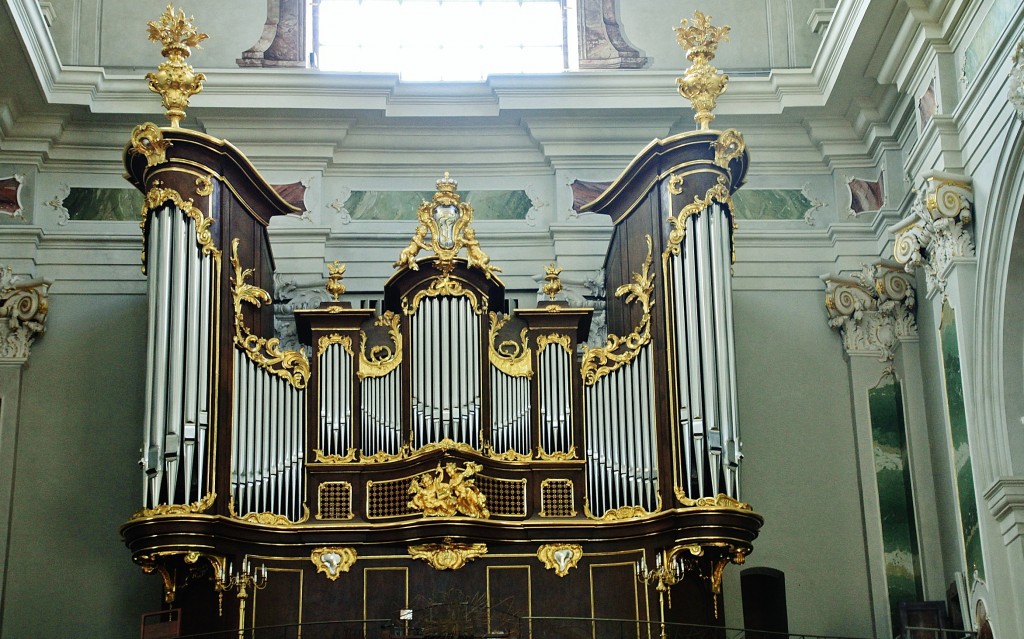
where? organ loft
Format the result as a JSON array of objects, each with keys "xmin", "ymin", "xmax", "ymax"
[{"xmin": 122, "ymin": 6, "xmax": 763, "ymax": 637}]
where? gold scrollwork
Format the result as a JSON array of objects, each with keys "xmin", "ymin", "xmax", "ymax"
[
  {"xmin": 673, "ymin": 488, "xmax": 752, "ymax": 511},
  {"xmin": 130, "ymin": 491, "xmax": 216, "ymax": 520},
  {"xmin": 129, "ymin": 122, "xmax": 172, "ymax": 167},
  {"xmin": 229, "ymin": 498, "xmax": 310, "ymax": 526},
  {"xmin": 537, "ymin": 333, "xmax": 572, "ymax": 354},
  {"xmin": 408, "ymin": 537, "xmax": 487, "ymax": 570},
  {"xmin": 402, "ymin": 275, "xmax": 484, "ymax": 316},
  {"xmin": 415, "ymin": 438, "xmax": 479, "ymax": 456},
  {"xmin": 580, "ymin": 235, "xmax": 655, "ymax": 386},
  {"xmin": 318, "ymin": 333, "xmax": 354, "ymax": 357},
  {"xmin": 393, "ymin": 173, "xmax": 501, "ymax": 280},
  {"xmin": 357, "ymin": 311, "xmax": 402, "ymax": 379},
  {"xmin": 586, "ymin": 503, "xmax": 652, "ymax": 521},
  {"xmin": 139, "ymin": 558, "xmax": 178, "ymax": 603},
  {"xmin": 230, "ymin": 239, "xmax": 311, "ymax": 389},
  {"xmin": 537, "ymin": 543, "xmax": 583, "ymax": 577},
  {"xmin": 195, "ymin": 176, "xmax": 213, "ymax": 196},
  {"xmin": 488, "ymin": 312, "xmax": 533, "ymax": 378},
  {"xmin": 141, "ymin": 183, "xmax": 219, "ymax": 271},
  {"xmin": 486, "ymin": 446, "xmax": 533, "ymax": 462},
  {"xmin": 712, "ymin": 129, "xmax": 745, "ymax": 168},
  {"xmin": 664, "ymin": 174, "xmax": 733, "ymax": 257},
  {"xmin": 311, "ymin": 547, "xmax": 357, "ymax": 581},
  {"xmin": 361, "ymin": 448, "xmax": 410, "ymax": 464},
  {"xmin": 314, "ymin": 448, "xmax": 358, "ymax": 463},
  {"xmin": 408, "ymin": 462, "xmax": 490, "ymax": 519},
  {"xmin": 145, "ymin": 5, "xmax": 208, "ymax": 127},
  {"xmin": 536, "ymin": 445, "xmax": 577, "ymax": 461}
]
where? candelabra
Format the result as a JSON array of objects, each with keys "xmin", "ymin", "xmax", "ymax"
[
  {"xmin": 214, "ymin": 557, "xmax": 268, "ymax": 638},
  {"xmin": 636, "ymin": 550, "xmax": 686, "ymax": 639}
]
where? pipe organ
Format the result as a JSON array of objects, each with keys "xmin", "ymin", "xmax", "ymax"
[{"xmin": 122, "ymin": 7, "xmax": 762, "ymax": 638}]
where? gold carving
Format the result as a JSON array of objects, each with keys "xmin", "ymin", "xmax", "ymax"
[
  {"xmin": 408, "ymin": 462, "xmax": 490, "ymax": 519},
  {"xmin": 589, "ymin": 504, "xmax": 651, "ymax": 521},
  {"xmin": 393, "ymin": 173, "xmax": 500, "ymax": 279},
  {"xmin": 311, "ymin": 547, "xmax": 357, "ymax": 581},
  {"xmin": 361, "ymin": 448, "xmax": 409, "ymax": 464},
  {"xmin": 230, "ymin": 239, "xmax": 310, "ymax": 389},
  {"xmin": 415, "ymin": 438, "xmax": 479, "ymax": 456},
  {"xmin": 403, "ymin": 274, "xmax": 483, "ymax": 316},
  {"xmin": 145, "ymin": 5, "xmax": 209, "ymax": 127},
  {"xmin": 488, "ymin": 312, "xmax": 533, "ymax": 378},
  {"xmin": 674, "ymin": 489, "xmax": 752, "ymax": 511},
  {"xmin": 542, "ymin": 263, "xmax": 563, "ymax": 301},
  {"xmin": 326, "ymin": 261, "xmax": 347, "ymax": 301},
  {"xmin": 713, "ymin": 129, "xmax": 745, "ymax": 168},
  {"xmin": 537, "ymin": 544, "xmax": 583, "ymax": 577},
  {"xmin": 314, "ymin": 448, "xmax": 358, "ymax": 463},
  {"xmin": 487, "ymin": 446, "xmax": 533, "ymax": 462},
  {"xmin": 537, "ymin": 333, "xmax": 572, "ymax": 354},
  {"xmin": 229, "ymin": 498, "xmax": 310, "ymax": 526},
  {"xmin": 317, "ymin": 333, "xmax": 354, "ymax": 357},
  {"xmin": 536, "ymin": 445, "xmax": 577, "ymax": 461},
  {"xmin": 130, "ymin": 492, "xmax": 215, "ymax": 520},
  {"xmin": 357, "ymin": 311, "xmax": 402, "ymax": 379},
  {"xmin": 195, "ymin": 176, "xmax": 213, "ymax": 196},
  {"xmin": 129, "ymin": 123, "xmax": 172, "ymax": 167},
  {"xmin": 408, "ymin": 537, "xmax": 487, "ymax": 570},
  {"xmin": 675, "ymin": 11, "xmax": 730, "ymax": 130},
  {"xmin": 581, "ymin": 235, "xmax": 655, "ymax": 386},
  {"xmin": 141, "ymin": 184, "xmax": 218, "ymax": 271},
  {"xmin": 665, "ymin": 175, "xmax": 733, "ymax": 257}
]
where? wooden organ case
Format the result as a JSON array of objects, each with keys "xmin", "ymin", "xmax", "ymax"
[{"xmin": 121, "ymin": 7, "xmax": 763, "ymax": 639}]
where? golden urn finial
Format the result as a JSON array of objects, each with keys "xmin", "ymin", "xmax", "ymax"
[
  {"xmin": 675, "ymin": 11, "xmax": 730, "ymax": 131},
  {"xmin": 542, "ymin": 262, "xmax": 563, "ymax": 301},
  {"xmin": 145, "ymin": 5, "xmax": 208, "ymax": 127},
  {"xmin": 326, "ymin": 261, "xmax": 347, "ymax": 301}
]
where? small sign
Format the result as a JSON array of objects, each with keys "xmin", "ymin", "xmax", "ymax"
[{"xmin": 399, "ymin": 609, "xmax": 413, "ymax": 621}]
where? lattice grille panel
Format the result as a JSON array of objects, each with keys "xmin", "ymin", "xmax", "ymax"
[
  {"xmin": 367, "ymin": 477, "xmax": 417, "ymax": 519},
  {"xmin": 477, "ymin": 474, "xmax": 527, "ymax": 517},
  {"xmin": 317, "ymin": 481, "xmax": 353, "ymax": 520},
  {"xmin": 541, "ymin": 479, "xmax": 575, "ymax": 517}
]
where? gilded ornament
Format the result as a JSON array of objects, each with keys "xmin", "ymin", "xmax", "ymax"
[
  {"xmin": 592, "ymin": 504, "xmax": 651, "ymax": 521},
  {"xmin": 536, "ymin": 445, "xmax": 577, "ymax": 462},
  {"xmin": 408, "ymin": 538, "xmax": 487, "ymax": 570},
  {"xmin": 145, "ymin": 5, "xmax": 208, "ymax": 127},
  {"xmin": 361, "ymin": 449, "xmax": 409, "ymax": 464},
  {"xmin": 537, "ymin": 333, "xmax": 572, "ymax": 354},
  {"xmin": 195, "ymin": 176, "xmax": 213, "ymax": 196},
  {"xmin": 712, "ymin": 129, "xmax": 745, "ymax": 168},
  {"xmin": 675, "ymin": 11, "xmax": 730, "ymax": 130},
  {"xmin": 664, "ymin": 175, "xmax": 733, "ymax": 257},
  {"xmin": 129, "ymin": 123, "xmax": 172, "ymax": 167},
  {"xmin": 317, "ymin": 333, "xmax": 354, "ymax": 357},
  {"xmin": 130, "ymin": 492, "xmax": 216, "ymax": 520},
  {"xmin": 140, "ymin": 559, "xmax": 178, "ymax": 603},
  {"xmin": 0, "ymin": 266, "xmax": 51, "ymax": 361},
  {"xmin": 230, "ymin": 239, "xmax": 311, "ymax": 389},
  {"xmin": 487, "ymin": 446, "xmax": 533, "ymax": 462},
  {"xmin": 357, "ymin": 311, "xmax": 402, "ymax": 379},
  {"xmin": 229, "ymin": 499, "xmax": 310, "ymax": 526},
  {"xmin": 581, "ymin": 236, "xmax": 655, "ymax": 386},
  {"xmin": 537, "ymin": 544, "xmax": 583, "ymax": 577},
  {"xmin": 393, "ymin": 173, "xmax": 501, "ymax": 279},
  {"xmin": 314, "ymin": 448, "xmax": 358, "ymax": 463},
  {"xmin": 673, "ymin": 489, "xmax": 752, "ymax": 511},
  {"xmin": 542, "ymin": 262, "xmax": 563, "ymax": 301},
  {"xmin": 403, "ymin": 274, "xmax": 483, "ymax": 316},
  {"xmin": 142, "ymin": 184, "xmax": 219, "ymax": 270},
  {"xmin": 407, "ymin": 462, "xmax": 490, "ymax": 519},
  {"xmin": 415, "ymin": 437, "xmax": 479, "ymax": 456},
  {"xmin": 311, "ymin": 547, "xmax": 357, "ymax": 581},
  {"xmin": 488, "ymin": 312, "xmax": 533, "ymax": 378},
  {"xmin": 326, "ymin": 261, "xmax": 347, "ymax": 301}
]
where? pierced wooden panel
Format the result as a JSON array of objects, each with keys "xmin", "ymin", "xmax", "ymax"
[
  {"xmin": 317, "ymin": 481, "xmax": 353, "ymax": 520},
  {"xmin": 540, "ymin": 479, "xmax": 576, "ymax": 517},
  {"xmin": 366, "ymin": 477, "xmax": 417, "ymax": 519},
  {"xmin": 477, "ymin": 474, "xmax": 527, "ymax": 517}
]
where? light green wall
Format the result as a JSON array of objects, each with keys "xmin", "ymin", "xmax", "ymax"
[{"xmin": 4, "ymin": 293, "xmax": 159, "ymax": 639}]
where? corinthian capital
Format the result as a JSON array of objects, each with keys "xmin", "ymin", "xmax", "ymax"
[
  {"xmin": 823, "ymin": 262, "xmax": 917, "ymax": 362},
  {"xmin": 890, "ymin": 173, "xmax": 974, "ymax": 297},
  {"xmin": 0, "ymin": 265, "xmax": 52, "ymax": 362}
]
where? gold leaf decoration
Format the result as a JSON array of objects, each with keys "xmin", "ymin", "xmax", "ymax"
[
  {"xmin": 130, "ymin": 492, "xmax": 215, "ymax": 520},
  {"xmin": 314, "ymin": 448, "xmax": 358, "ymax": 463},
  {"xmin": 357, "ymin": 311, "xmax": 402, "ymax": 379},
  {"xmin": 674, "ymin": 489, "xmax": 752, "ymax": 511},
  {"xmin": 488, "ymin": 312, "xmax": 533, "ymax": 378},
  {"xmin": 311, "ymin": 547, "xmax": 357, "ymax": 581},
  {"xmin": 141, "ymin": 184, "xmax": 218, "ymax": 273},
  {"xmin": 537, "ymin": 543, "xmax": 583, "ymax": 577},
  {"xmin": 402, "ymin": 274, "xmax": 483, "ymax": 316},
  {"xmin": 675, "ymin": 11, "xmax": 730, "ymax": 130},
  {"xmin": 326, "ymin": 261, "xmax": 347, "ymax": 301},
  {"xmin": 318, "ymin": 333, "xmax": 354, "ymax": 357},
  {"xmin": 542, "ymin": 262, "xmax": 563, "ymax": 301},
  {"xmin": 129, "ymin": 122, "xmax": 172, "ymax": 167},
  {"xmin": 409, "ymin": 538, "xmax": 487, "ymax": 570},
  {"xmin": 408, "ymin": 462, "xmax": 490, "ymax": 519},
  {"xmin": 537, "ymin": 333, "xmax": 572, "ymax": 354},
  {"xmin": 145, "ymin": 5, "xmax": 209, "ymax": 127},
  {"xmin": 230, "ymin": 239, "xmax": 311, "ymax": 389},
  {"xmin": 536, "ymin": 445, "xmax": 577, "ymax": 461},
  {"xmin": 664, "ymin": 175, "xmax": 734, "ymax": 258}
]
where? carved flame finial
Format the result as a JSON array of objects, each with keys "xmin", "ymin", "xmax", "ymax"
[
  {"xmin": 542, "ymin": 262, "xmax": 563, "ymax": 301},
  {"xmin": 145, "ymin": 5, "xmax": 208, "ymax": 127},
  {"xmin": 675, "ymin": 11, "xmax": 730, "ymax": 130},
  {"xmin": 326, "ymin": 261, "xmax": 347, "ymax": 301}
]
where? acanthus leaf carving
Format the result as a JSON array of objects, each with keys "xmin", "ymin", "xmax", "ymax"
[
  {"xmin": 0, "ymin": 265, "xmax": 51, "ymax": 361},
  {"xmin": 823, "ymin": 262, "xmax": 917, "ymax": 362}
]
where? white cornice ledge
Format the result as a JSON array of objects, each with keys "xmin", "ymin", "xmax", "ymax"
[{"xmin": 985, "ymin": 477, "xmax": 1024, "ymax": 546}]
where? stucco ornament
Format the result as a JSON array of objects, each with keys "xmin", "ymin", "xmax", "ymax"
[
  {"xmin": 1009, "ymin": 39, "xmax": 1024, "ymax": 120},
  {"xmin": 823, "ymin": 262, "xmax": 916, "ymax": 362},
  {"xmin": 0, "ymin": 265, "xmax": 51, "ymax": 361}
]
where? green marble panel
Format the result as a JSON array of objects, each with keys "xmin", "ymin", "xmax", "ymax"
[
  {"xmin": 343, "ymin": 190, "xmax": 532, "ymax": 221},
  {"xmin": 940, "ymin": 302, "xmax": 985, "ymax": 579},
  {"xmin": 65, "ymin": 187, "xmax": 144, "ymax": 221},
  {"xmin": 731, "ymin": 189, "xmax": 811, "ymax": 220},
  {"xmin": 963, "ymin": 0, "xmax": 1017, "ymax": 85},
  {"xmin": 869, "ymin": 376, "xmax": 923, "ymax": 628}
]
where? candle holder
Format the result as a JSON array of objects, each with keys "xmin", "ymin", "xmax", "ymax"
[
  {"xmin": 214, "ymin": 557, "xmax": 268, "ymax": 637},
  {"xmin": 636, "ymin": 549, "xmax": 686, "ymax": 639}
]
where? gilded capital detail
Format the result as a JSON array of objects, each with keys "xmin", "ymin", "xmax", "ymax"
[
  {"xmin": 0, "ymin": 266, "xmax": 51, "ymax": 362},
  {"xmin": 823, "ymin": 262, "xmax": 917, "ymax": 362},
  {"xmin": 890, "ymin": 174, "xmax": 974, "ymax": 297}
]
